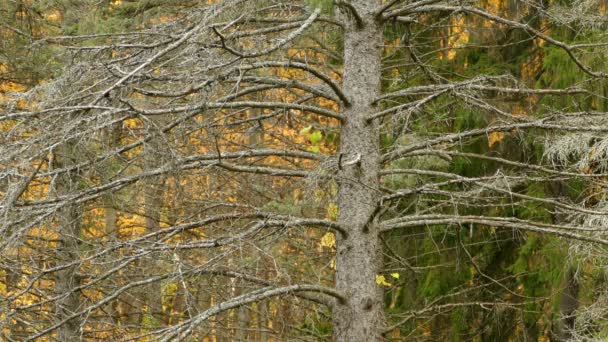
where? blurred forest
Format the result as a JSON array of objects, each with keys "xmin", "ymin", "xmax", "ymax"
[{"xmin": 2, "ymin": 0, "xmax": 608, "ymax": 341}]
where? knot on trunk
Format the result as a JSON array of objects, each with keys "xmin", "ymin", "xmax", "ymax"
[{"xmin": 362, "ymin": 297, "xmax": 373, "ymax": 311}]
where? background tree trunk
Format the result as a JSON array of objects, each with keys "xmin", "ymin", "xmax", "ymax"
[
  {"xmin": 54, "ymin": 142, "xmax": 83, "ymax": 341},
  {"xmin": 558, "ymin": 267, "xmax": 580, "ymax": 341},
  {"xmin": 142, "ymin": 118, "xmax": 166, "ymax": 326}
]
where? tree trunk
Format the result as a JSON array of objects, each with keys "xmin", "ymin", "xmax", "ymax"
[
  {"xmin": 558, "ymin": 267, "xmax": 579, "ymax": 341},
  {"xmin": 54, "ymin": 142, "xmax": 83, "ymax": 341},
  {"xmin": 258, "ymin": 299, "xmax": 269, "ymax": 342},
  {"xmin": 142, "ymin": 121, "xmax": 166, "ymax": 326},
  {"xmin": 235, "ymin": 300, "xmax": 251, "ymax": 341},
  {"xmin": 334, "ymin": 1, "xmax": 385, "ymax": 341},
  {"xmin": 103, "ymin": 122, "xmax": 121, "ymax": 329},
  {"xmin": 5, "ymin": 265, "xmax": 25, "ymax": 340}
]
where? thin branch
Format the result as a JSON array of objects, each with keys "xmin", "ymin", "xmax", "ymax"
[
  {"xmin": 158, "ymin": 284, "xmax": 345, "ymax": 341},
  {"xmin": 380, "ymin": 215, "xmax": 608, "ymax": 245}
]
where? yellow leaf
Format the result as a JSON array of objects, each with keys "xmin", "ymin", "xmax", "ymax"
[
  {"xmin": 390, "ymin": 272, "xmax": 400, "ymax": 279},
  {"xmin": 320, "ymin": 232, "xmax": 335, "ymax": 248},
  {"xmin": 376, "ymin": 275, "xmax": 392, "ymax": 287},
  {"xmin": 488, "ymin": 131, "xmax": 505, "ymax": 147}
]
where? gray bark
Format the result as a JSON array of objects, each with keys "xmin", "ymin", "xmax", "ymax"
[
  {"xmin": 334, "ymin": 1, "xmax": 385, "ymax": 340},
  {"xmin": 124, "ymin": 119, "xmax": 167, "ymax": 328},
  {"xmin": 102, "ymin": 123, "xmax": 120, "ymax": 327},
  {"xmin": 558, "ymin": 267, "xmax": 579, "ymax": 341},
  {"xmin": 258, "ymin": 299, "xmax": 269, "ymax": 342},
  {"xmin": 54, "ymin": 143, "xmax": 83, "ymax": 341},
  {"xmin": 142, "ymin": 119, "xmax": 166, "ymax": 325},
  {"xmin": 235, "ymin": 299, "xmax": 251, "ymax": 341}
]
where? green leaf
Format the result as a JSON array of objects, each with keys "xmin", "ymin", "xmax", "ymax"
[{"xmin": 309, "ymin": 131, "xmax": 323, "ymax": 144}]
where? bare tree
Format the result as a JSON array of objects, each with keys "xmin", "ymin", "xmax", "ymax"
[{"xmin": 2, "ymin": 0, "xmax": 608, "ymax": 340}]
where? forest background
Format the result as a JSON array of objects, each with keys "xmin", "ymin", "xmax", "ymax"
[{"xmin": 2, "ymin": 0, "xmax": 608, "ymax": 341}]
